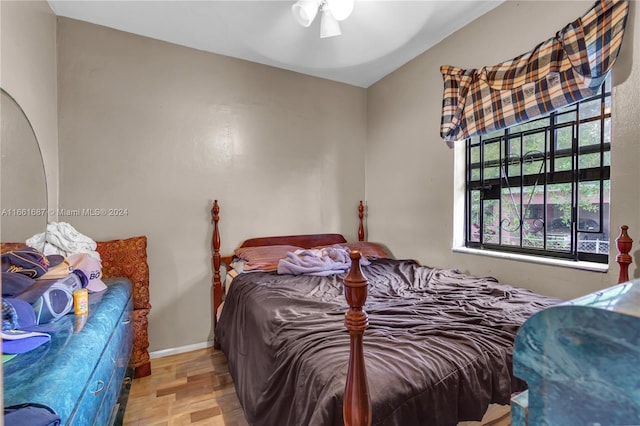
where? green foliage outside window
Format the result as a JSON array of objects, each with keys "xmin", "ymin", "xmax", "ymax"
[{"xmin": 466, "ymin": 76, "xmax": 611, "ymax": 262}]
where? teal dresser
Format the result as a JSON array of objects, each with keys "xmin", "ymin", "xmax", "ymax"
[
  {"xmin": 511, "ymin": 279, "xmax": 640, "ymax": 425},
  {"xmin": 4, "ymin": 278, "xmax": 134, "ymax": 425}
]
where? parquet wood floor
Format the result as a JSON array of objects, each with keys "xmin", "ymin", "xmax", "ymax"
[
  {"xmin": 123, "ymin": 347, "xmax": 248, "ymax": 426},
  {"xmin": 123, "ymin": 347, "xmax": 511, "ymax": 426}
]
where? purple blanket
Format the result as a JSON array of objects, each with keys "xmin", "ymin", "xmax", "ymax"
[{"xmin": 277, "ymin": 247, "xmax": 369, "ymax": 276}]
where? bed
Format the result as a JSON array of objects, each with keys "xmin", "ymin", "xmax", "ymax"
[{"xmin": 210, "ymin": 200, "xmax": 621, "ymax": 425}]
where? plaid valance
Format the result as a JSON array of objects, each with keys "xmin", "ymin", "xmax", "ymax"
[{"xmin": 440, "ymin": 0, "xmax": 629, "ymax": 144}]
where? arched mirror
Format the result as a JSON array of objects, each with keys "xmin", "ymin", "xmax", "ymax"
[{"xmin": 1, "ymin": 88, "xmax": 48, "ymax": 248}]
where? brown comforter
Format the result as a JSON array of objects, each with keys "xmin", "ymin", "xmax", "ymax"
[{"xmin": 215, "ymin": 258, "xmax": 559, "ymax": 426}]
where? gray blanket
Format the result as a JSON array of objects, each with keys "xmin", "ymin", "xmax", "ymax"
[{"xmin": 215, "ymin": 258, "xmax": 560, "ymax": 426}]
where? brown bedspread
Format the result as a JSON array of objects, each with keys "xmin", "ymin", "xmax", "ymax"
[{"xmin": 215, "ymin": 258, "xmax": 559, "ymax": 426}]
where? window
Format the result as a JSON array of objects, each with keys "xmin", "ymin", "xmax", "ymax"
[{"xmin": 465, "ymin": 75, "xmax": 611, "ymax": 263}]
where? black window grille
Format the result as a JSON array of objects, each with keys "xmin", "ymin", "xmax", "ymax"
[{"xmin": 465, "ymin": 75, "xmax": 611, "ymax": 263}]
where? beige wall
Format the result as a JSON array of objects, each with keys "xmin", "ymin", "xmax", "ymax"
[
  {"xmin": 56, "ymin": 18, "xmax": 367, "ymax": 352},
  {"xmin": 366, "ymin": 0, "xmax": 640, "ymax": 300},
  {"xmin": 0, "ymin": 0, "xmax": 58, "ymax": 408},
  {"xmin": 8, "ymin": 0, "xmax": 640, "ymax": 353},
  {"xmin": 0, "ymin": 0, "xmax": 58, "ymax": 228}
]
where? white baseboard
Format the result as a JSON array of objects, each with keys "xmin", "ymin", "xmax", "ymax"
[{"xmin": 149, "ymin": 340, "xmax": 214, "ymax": 359}]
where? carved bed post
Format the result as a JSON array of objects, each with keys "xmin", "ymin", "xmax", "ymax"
[
  {"xmin": 212, "ymin": 200, "xmax": 222, "ymax": 325},
  {"xmin": 343, "ymin": 250, "xmax": 372, "ymax": 426},
  {"xmin": 358, "ymin": 201, "xmax": 365, "ymax": 242},
  {"xmin": 616, "ymin": 225, "xmax": 633, "ymax": 283}
]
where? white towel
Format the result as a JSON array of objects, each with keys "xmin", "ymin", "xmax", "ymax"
[{"xmin": 26, "ymin": 222, "xmax": 101, "ymax": 261}]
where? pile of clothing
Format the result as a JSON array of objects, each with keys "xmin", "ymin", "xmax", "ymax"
[
  {"xmin": 276, "ymin": 246, "xmax": 370, "ymax": 276},
  {"xmin": 1, "ymin": 222, "xmax": 107, "ymax": 359}
]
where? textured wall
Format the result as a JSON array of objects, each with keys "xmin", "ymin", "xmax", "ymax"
[
  {"xmin": 57, "ymin": 18, "xmax": 367, "ymax": 352},
  {"xmin": 0, "ymin": 1, "xmax": 58, "ymax": 232},
  {"xmin": 366, "ymin": 0, "xmax": 640, "ymax": 300}
]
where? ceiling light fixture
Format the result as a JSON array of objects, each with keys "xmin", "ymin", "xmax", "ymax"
[{"xmin": 292, "ymin": 0, "xmax": 354, "ymax": 38}]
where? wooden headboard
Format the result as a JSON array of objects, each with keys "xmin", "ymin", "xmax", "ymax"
[
  {"xmin": 210, "ymin": 199, "xmax": 366, "ymax": 322},
  {"xmin": 234, "ymin": 233, "xmax": 347, "ymax": 249}
]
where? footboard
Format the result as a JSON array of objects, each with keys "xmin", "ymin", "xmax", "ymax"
[{"xmin": 343, "ymin": 250, "xmax": 372, "ymax": 426}]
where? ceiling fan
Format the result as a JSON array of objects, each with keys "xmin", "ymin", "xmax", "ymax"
[{"xmin": 291, "ymin": 0, "xmax": 355, "ymax": 38}]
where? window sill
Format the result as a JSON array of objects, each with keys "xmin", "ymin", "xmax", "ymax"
[{"xmin": 451, "ymin": 246, "xmax": 609, "ymax": 273}]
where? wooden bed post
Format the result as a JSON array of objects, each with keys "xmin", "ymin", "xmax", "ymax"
[
  {"xmin": 616, "ymin": 225, "xmax": 633, "ymax": 283},
  {"xmin": 343, "ymin": 250, "xmax": 372, "ymax": 426},
  {"xmin": 358, "ymin": 201, "xmax": 365, "ymax": 242},
  {"xmin": 212, "ymin": 200, "xmax": 222, "ymax": 325}
]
